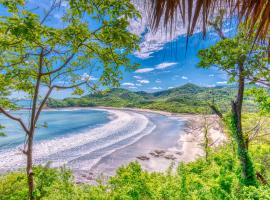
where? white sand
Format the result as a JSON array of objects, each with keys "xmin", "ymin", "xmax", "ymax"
[{"xmin": 92, "ymin": 107, "xmax": 227, "ymax": 174}]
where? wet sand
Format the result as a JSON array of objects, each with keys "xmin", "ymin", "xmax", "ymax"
[{"xmin": 75, "ymin": 108, "xmax": 226, "ymax": 183}]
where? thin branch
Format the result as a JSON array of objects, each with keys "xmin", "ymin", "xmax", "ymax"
[
  {"xmin": 34, "ymin": 87, "xmax": 54, "ymax": 125},
  {"xmin": 40, "ymin": 53, "xmax": 75, "ymax": 76},
  {"xmin": 0, "ymin": 107, "xmax": 29, "ymax": 134},
  {"xmin": 53, "ymin": 81, "xmax": 87, "ymax": 89},
  {"xmin": 29, "ymin": 48, "xmax": 44, "ymax": 134}
]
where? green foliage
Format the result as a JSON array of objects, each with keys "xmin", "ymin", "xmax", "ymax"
[
  {"xmin": 225, "ymin": 114, "xmax": 257, "ymax": 186},
  {"xmin": 0, "ymin": 0, "xmax": 140, "ymax": 108},
  {"xmin": 0, "ymin": 124, "xmax": 6, "ymax": 136},
  {"xmin": 247, "ymin": 88, "xmax": 270, "ymax": 114},
  {"xmin": 1, "ymin": 143, "xmax": 270, "ymax": 199},
  {"xmin": 198, "ymin": 25, "xmax": 269, "ymax": 87},
  {"xmin": 48, "ymin": 83, "xmax": 257, "ymax": 114}
]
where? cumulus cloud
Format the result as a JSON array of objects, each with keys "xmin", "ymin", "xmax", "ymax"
[
  {"xmin": 181, "ymin": 76, "xmax": 188, "ymax": 80},
  {"xmin": 216, "ymin": 81, "xmax": 227, "ymax": 85},
  {"xmin": 60, "ymin": 0, "xmax": 69, "ymax": 7},
  {"xmin": 168, "ymin": 86, "xmax": 174, "ymax": 89},
  {"xmin": 209, "ymin": 74, "xmax": 215, "ymax": 77},
  {"xmin": 205, "ymin": 84, "xmax": 216, "ymax": 87},
  {"xmin": 122, "ymin": 82, "xmax": 135, "ymax": 86},
  {"xmin": 81, "ymin": 73, "xmax": 97, "ymax": 81},
  {"xmin": 133, "ymin": 75, "xmax": 142, "ymax": 79},
  {"xmin": 128, "ymin": 1, "xmax": 202, "ymax": 59},
  {"xmin": 155, "ymin": 62, "xmax": 177, "ymax": 69},
  {"xmin": 150, "ymin": 87, "xmax": 162, "ymax": 90},
  {"xmin": 135, "ymin": 68, "xmax": 154, "ymax": 73},
  {"xmin": 128, "ymin": 86, "xmax": 138, "ymax": 89},
  {"xmin": 137, "ymin": 79, "xmax": 150, "ymax": 84}
]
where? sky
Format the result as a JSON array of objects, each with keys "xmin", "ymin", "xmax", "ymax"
[{"xmin": 2, "ymin": 0, "xmax": 237, "ymax": 99}]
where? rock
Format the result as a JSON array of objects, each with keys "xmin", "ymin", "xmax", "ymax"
[
  {"xmin": 149, "ymin": 152, "xmax": 159, "ymax": 157},
  {"xmin": 86, "ymin": 176, "xmax": 93, "ymax": 181},
  {"xmin": 136, "ymin": 155, "xmax": 150, "ymax": 161},
  {"xmin": 154, "ymin": 150, "xmax": 166, "ymax": 155},
  {"xmin": 164, "ymin": 154, "xmax": 177, "ymax": 160},
  {"xmin": 149, "ymin": 150, "xmax": 166, "ymax": 157},
  {"xmin": 175, "ymin": 151, "xmax": 183, "ymax": 156}
]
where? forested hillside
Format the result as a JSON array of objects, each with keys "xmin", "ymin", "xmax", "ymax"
[{"xmin": 48, "ymin": 83, "xmax": 256, "ymax": 113}]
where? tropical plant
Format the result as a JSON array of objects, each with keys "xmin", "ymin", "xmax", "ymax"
[
  {"xmin": 149, "ymin": 0, "xmax": 270, "ymax": 47},
  {"xmin": 0, "ymin": 0, "xmax": 139, "ymax": 199},
  {"xmin": 197, "ymin": 22, "xmax": 270, "ymax": 185}
]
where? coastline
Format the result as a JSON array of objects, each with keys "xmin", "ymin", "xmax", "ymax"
[
  {"xmin": 0, "ymin": 106, "xmax": 226, "ymax": 184},
  {"xmin": 72, "ymin": 107, "xmax": 227, "ymax": 183}
]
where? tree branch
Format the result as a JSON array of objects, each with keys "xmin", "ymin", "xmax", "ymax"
[
  {"xmin": 53, "ymin": 81, "xmax": 87, "ymax": 89},
  {"xmin": 0, "ymin": 107, "xmax": 29, "ymax": 134},
  {"xmin": 34, "ymin": 86, "xmax": 54, "ymax": 125},
  {"xmin": 41, "ymin": 53, "xmax": 75, "ymax": 76}
]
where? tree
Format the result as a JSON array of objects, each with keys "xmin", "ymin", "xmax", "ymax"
[
  {"xmin": 0, "ymin": 0, "xmax": 139, "ymax": 199},
  {"xmin": 197, "ymin": 24, "xmax": 269, "ymax": 185}
]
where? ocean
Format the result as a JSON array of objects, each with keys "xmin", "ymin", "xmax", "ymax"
[
  {"xmin": 0, "ymin": 108, "xmax": 185, "ymax": 174},
  {"xmin": 0, "ymin": 109, "xmax": 111, "ymax": 150}
]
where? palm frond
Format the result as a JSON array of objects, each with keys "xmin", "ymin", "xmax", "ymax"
[{"xmin": 150, "ymin": 0, "xmax": 270, "ymax": 41}]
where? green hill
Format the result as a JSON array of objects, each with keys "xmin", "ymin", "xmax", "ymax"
[{"xmin": 48, "ymin": 83, "xmax": 255, "ymax": 114}]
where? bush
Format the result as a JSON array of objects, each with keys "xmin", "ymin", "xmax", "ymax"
[{"xmin": 1, "ymin": 145, "xmax": 270, "ymax": 199}]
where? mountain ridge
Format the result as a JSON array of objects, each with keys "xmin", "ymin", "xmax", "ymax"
[{"xmin": 48, "ymin": 83, "xmax": 254, "ymax": 114}]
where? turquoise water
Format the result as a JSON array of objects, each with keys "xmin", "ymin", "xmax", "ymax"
[
  {"xmin": 0, "ymin": 109, "xmax": 110, "ymax": 150},
  {"xmin": 0, "ymin": 108, "xmax": 185, "ymax": 173}
]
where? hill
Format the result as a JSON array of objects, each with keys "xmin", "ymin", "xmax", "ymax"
[{"xmin": 48, "ymin": 83, "xmax": 255, "ymax": 114}]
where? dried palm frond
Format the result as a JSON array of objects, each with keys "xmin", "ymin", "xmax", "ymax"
[{"xmin": 150, "ymin": 0, "xmax": 270, "ymax": 41}]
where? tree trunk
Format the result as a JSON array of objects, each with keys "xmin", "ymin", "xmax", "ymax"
[
  {"xmin": 230, "ymin": 62, "xmax": 256, "ymax": 185},
  {"xmin": 27, "ymin": 133, "xmax": 35, "ymax": 200},
  {"xmin": 27, "ymin": 52, "xmax": 43, "ymax": 199}
]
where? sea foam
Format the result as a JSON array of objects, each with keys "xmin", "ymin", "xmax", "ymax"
[{"xmin": 0, "ymin": 109, "xmax": 155, "ymax": 172}]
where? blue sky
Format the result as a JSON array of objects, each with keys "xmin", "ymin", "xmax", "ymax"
[{"xmin": 3, "ymin": 0, "xmax": 236, "ymax": 99}]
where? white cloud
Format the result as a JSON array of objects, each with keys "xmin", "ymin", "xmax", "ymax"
[
  {"xmin": 122, "ymin": 82, "xmax": 135, "ymax": 86},
  {"xmin": 128, "ymin": 86, "xmax": 138, "ymax": 89},
  {"xmin": 216, "ymin": 81, "xmax": 227, "ymax": 85},
  {"xmin": 155, "ymin": 62, "xmax": 177, "ymax": 69},
  {"xmin": 205, "ymin": 84, "xmax": 216, "ymax": 87},
  {"xmin": 128, "ymin": 1, "xmax": 202, "ymax": 59},
  {"xmin": 209, "ymin": 74, "xmax": 215, "ymax": 77},
  {"xmin": 133, "ymin": 75, "xmax": 142, "ymax": 79},
  {"xmin": 155, "ymin": 79, "xmax": 162, "ymax": 83},
  {"xmin": 168, "ymin": 86, "xmax": 174, "ymax": 89},
  {"xmin": 135, "ymin": 83, "xmax": 142, "ymax": 86},
  {"xmin": 181, "ymin": 76, "xmax": 188, "ymax": 80},
  {"xmin": 60, "ymin": 1, "xmax": 69, "ymax": 7},
  {"xmin": 150, "ymin": 87, "xmax": 162, "ymax": 90},
  {"xmin": 135, "ymin": 68, "xmax": 154, "ymax": 73},
  {"xmin": 137, "ymin": 79, "xmax": 150, "ymax": 84},
  {"xmin": 81, "ymin": 73, "xmax": 97, "ymax": 81}
]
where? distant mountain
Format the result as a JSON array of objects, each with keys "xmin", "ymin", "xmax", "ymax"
[{"xmin": 48, "ymin": 83, "xmax": 256, "ymax": 114}]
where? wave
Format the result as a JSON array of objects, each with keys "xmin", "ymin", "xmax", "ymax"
[{"xmin": 0, "ymin": 109, "xmax": 155, "ymax": 172}]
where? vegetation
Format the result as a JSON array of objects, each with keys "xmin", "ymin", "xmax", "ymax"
[
  {"xmin": 197, "ymin": 12, "xmax": 269, "ymax": 185},
  {"xmin": 1, "ymin": 1, "xmax": 270, "ymax": 200},
  {"xmin": 150, "ymin": 0, "xmax": 270, "ymax": 51},
  {"xmin": 1, "ymin": 133, "xmax": 270, "ymax": 199},
  {"xmin": 48, "ymin": 83, "xmax": 258, "ymax": 114},
  {"xmin": 0, "ymin": 0, "xmax": 139, "ymax": 199}
]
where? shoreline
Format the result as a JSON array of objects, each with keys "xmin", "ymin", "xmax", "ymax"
[
  {"xmin": 1, "ymin": 106, "xmax": 226, "ymax": 183},
  {"xmin": 70, "ymin": 107, "xmax": 226, "ymax": 183}
]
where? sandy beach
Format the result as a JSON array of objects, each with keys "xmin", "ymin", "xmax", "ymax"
[
  {"xmin": 75, "ymin": 107, "xmax": 227, "ymax": 183},
  {"xmin": 0, "ymin": 107, "xmax": 226, "ymax": 184}
]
